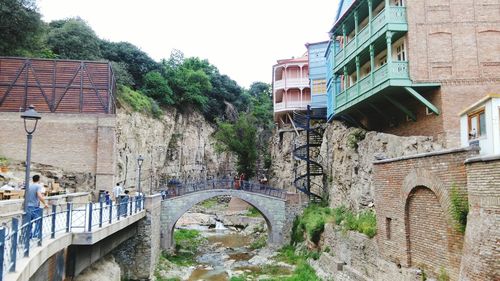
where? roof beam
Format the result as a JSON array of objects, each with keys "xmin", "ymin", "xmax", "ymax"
[
  {"xmin": 404, "ymin": 87, "xmax": 440, "ymax": 115},
  {"xmin": 384, "ymin": 95, "xmax": 416, "ymax": 121}
]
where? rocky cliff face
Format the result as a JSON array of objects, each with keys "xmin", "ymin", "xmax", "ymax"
[
  {"xmin": 268, "ymin": 121, "xmax": 442, "ymax": 210},
  {"xmin": 115, "ymin": 107, "xmax": 236, "ymax": 192}
]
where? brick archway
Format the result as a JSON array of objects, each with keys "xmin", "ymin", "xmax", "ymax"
[
  {"xmin": 404, "ymin": 186, "xmax": 451, "ymax": 272},
  {"xmin": 402, "ymin": 168, "xmax": 453, "ymax": 224}
]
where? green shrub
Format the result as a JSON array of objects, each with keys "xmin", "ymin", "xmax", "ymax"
[
  {"xmin": 347, "ymin": 128, "xmax": 366, "ymax": 149},
  {"xmin": 163, "ymin": 229, "xmax": 206, "ymax": 266},
  {"xmin": 117, "ymin": 85, "xmax": 163, "ymax": 118},
  {"xmin": 249, "ymin": 235, "xmax": 267, "ymax": 250},
  {"xmin": 450, "ymin": 185, "xmax": 469, "ymax": 234},
  {"xmin": 246, "ymin": 206, "xmax": 262, "ymax": 217},
  {"xmin": 438, "ymin": 267, "xmax": 450, "ymax": 281}
]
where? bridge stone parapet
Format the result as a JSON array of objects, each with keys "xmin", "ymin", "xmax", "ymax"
[{"xmin": 160, "ymin": 189, "xmax": 305, "ymax": 250}]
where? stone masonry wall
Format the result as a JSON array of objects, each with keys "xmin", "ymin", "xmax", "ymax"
[
  {"xmin": 0, "ymin": 112, "xmax": 116, "ymax": 193},
  {"xmin": 373, "ymin": 147, "xmax": 479, "ymax": 281},
  {"xmin": 459, "ymin": 155, "xmax": 500, "ymax": 281},
  {"xmin": 113, "ymin": 195, "xmax": 162, "ymax": 280}
]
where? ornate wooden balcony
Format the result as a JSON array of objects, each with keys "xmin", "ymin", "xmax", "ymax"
[
  {"xmin": 334, "ymin": 61, "xmax": 411, "ymax": 114},
  {"xmin": 334, "ymin": 6, "xmax": 407, "ymax": 73}
]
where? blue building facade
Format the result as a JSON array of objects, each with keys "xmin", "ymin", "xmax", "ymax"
[{"xmin": 306, "ymin": 41, "xmax": 329, "ymax": 110}]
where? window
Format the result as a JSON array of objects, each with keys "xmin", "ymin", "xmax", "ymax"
[
  {"xmin": 393, "ymin": 0, "xmax": 405, "ymax": 6},
  {"xmin": 426, "ymin": 107, "xmax": 435, "ymax": 115},
  {"xmin": 396, "ymin": 41, "xmax": 406, "ymax": 61},
  {"xmin": 312, "ymin": 80, "xmax": 326, "ymax": 95},
  {"xmin": 468, "ymin": 109, "xmax": 486, "ymax": 139},
  {"xmin": 386, "ymin": 217, "xmax": 392, "ymax": 240},
  {"xmin": 378, "ymin": 55, "xmax": 387, "ymax": 67}
]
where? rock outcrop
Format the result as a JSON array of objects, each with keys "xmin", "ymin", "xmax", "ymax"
[
  {"xmin": 268, "ymin": 120, "xmax": 442, "ymax": 210},
  {"xmin": 115, "ymin": 107, "xmax": 236, "ymax": 192}
]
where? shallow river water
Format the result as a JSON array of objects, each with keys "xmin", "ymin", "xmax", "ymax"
[{"xmin": 183, "ymin": 226, "xmax": 291, "ymax": 281}]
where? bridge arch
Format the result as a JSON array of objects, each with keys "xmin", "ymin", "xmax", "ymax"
[{"xmin": 160, "ymin": 189, "xmax": 287, "ymax": 250}]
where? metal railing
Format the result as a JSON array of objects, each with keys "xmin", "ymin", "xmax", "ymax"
[
  {"xmin": 0, "ymin": 196, "xmax": 145, "ymax": 280},
  {"xmin": 161, "ymin": 179, "xmax": 286, "ymax": 200}
]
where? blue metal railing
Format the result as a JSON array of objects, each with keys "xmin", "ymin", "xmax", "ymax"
[
  {"xmin": 0, "ymin": 196, "xmax": 145, "ymax": 280},
  {"xmin": 161, "ymin": 179, "xmax": 287, "ymax": 200}
]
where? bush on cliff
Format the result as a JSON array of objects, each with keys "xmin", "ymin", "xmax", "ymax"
[
  {"xmin": 117, "ymin": 85, "xmax": 163, "ymax": 118},
  {"xmin": 292, "ymin": 204, "xmax": 377, "ymax": 245}
]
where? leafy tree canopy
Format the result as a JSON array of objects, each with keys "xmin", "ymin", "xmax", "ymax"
[
  {"xmin": 215, "ymin": 114, "xmax": 258, "ymax": 178},
  {"xmin": 46, "ymin": 17, "xmax": 102, "ymax": 60},
  {"xmin": 0, "ymin": 0, "xmax": 43, "ymax": 56}
]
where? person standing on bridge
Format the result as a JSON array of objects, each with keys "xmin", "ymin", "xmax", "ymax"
[
  {"xmin": 113, "ymin": 182, "xmax": 123, "ymax": 202},
  {"xmin": 25, "ymin": 175, "xmax": 49, "ymax": 239}
]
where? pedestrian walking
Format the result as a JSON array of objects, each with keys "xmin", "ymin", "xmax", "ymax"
[{"xmin": 25, "ymin": 175, "xmax": 48, "ymax": 239}]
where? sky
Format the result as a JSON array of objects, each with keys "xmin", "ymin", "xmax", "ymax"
[{"xmin": 38, "ymin": 0, "xmax": 340, "ymax": 88}]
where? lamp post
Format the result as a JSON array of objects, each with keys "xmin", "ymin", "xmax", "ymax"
[
  {"xmin": 137, "ymin": 155, "xmax": 144, "ymax": 196},
  {"xmin": 21, "ymin": 105, "xmax": 41, "ymax": 212}
]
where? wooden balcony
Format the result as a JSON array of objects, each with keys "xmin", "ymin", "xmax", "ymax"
[
  {"xmin": 334, "ymin": 61, "xmax": 411, "ymax": 114},
  {"xmin": 334, "ymin": 6, "xmax": 408, "ymax": 73}
]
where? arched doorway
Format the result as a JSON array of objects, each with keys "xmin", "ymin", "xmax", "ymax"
[{"xmin": 405, "ymin": 186, "xmax": 450, "ymax": 274}]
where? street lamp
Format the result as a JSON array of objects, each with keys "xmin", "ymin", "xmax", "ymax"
[
  {"xmin": 21, "ymin": 105, "xmax": 41, "ymax": 212},
  {"xmin": 137, "ymin": 155, "xmax": 144, "ymax": 195}
]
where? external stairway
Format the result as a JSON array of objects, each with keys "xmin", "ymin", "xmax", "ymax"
[{"xmin": 292, "ymin": 106, "xmax": 326, "ymax": 202}]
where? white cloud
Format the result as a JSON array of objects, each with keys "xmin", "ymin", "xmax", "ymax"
[{"xmin": 38, "ymin": 0, "xmax": 339, "ymax": 88}]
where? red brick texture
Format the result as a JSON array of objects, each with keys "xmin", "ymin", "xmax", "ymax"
[
  {"xmin": 377, "ymin": 0, "xmax": 500, "ymax": 148},
  {"xmin": 459, "ymin": 156, "xmax": 500, "ymax": 281},
  {"xmin": 373, "ymin": 147, "xmax": 479, "ymax": 280}
]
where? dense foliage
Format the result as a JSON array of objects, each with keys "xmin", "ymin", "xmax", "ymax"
[{"xmin": 292, "ymin": 204, "xmax": 377, "ymax": 245}]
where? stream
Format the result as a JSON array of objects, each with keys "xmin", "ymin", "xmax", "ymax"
[{"xmin": 155, "ymin": 198, "xmax": 295, "ymax": 281}]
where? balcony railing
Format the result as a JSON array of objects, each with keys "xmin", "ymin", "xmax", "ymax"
[
  {"xmin": 273, "ymin": 78, "xmax": 309, "ymax": 90},
  {"xmin": 335, "ymin": 61, "xmax": 409, "ymax": 112},
  {"xmin": 274, "ymin": 100, "xmax": 310, "ymax": 111},
  {"xmin": 334, "ymin": 6, "xmax": 407, "ymax": 70}
]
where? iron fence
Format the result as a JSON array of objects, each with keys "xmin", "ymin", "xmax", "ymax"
[
  {"xmin": 0, "ymin": 196, "xmax": 145, "ymax": 280},
  {"xmin": 161, "ymin": 179, "xmax": 286, "ymax": 200}
]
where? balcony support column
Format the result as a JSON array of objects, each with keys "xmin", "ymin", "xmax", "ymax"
[
  {"xmin": 354, "ymin": 10, "xmax": 359, "ymax": 48},
  {"xmin": 368, "ymin": 0, "xmax": 373, "ymax": 36},
  {"xmin": 356, "ymin": 56, "xmax": 360, "ymax": 96},
  {"xmin": 342, "ymin": 24, "xmax": 346, "ymax": 60},
  {"xmin": 386, "ymin": 31, "xmax": 393, "ymax": 64},
  {"xmin": 343, "ymin": 66, "xmax": 348, "ymax": 92},
  {"xmin": 370, "ymin": 44, "xmax": 375, "ymax": 86}
]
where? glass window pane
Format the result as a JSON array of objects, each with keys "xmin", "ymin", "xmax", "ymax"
[
  {"xmin": 479, "ymin": 112, "xmax": 486, "ymax": 136},
  {"xmin": 470, "ymin": 116, "xmax": 478, "ymax": 138}
]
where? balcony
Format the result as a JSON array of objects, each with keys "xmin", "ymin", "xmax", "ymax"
[
  {"xmin": 274, "ymin": 100, "xmax": 309, "ymax": 112},
  {"xmin": 273, "ymin": 78, "xmax": 310, "ymax": 90},
  {"xmin": 334, "ymin": 6, "xmax": 407, "ymax": 72},
  {"xmin": 334, "ymin": 61, "xmax": 411, "ymax": 114}
]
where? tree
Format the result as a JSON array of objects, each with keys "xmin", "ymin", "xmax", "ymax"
[
  {"xmin": 215, "ymin": 114, "xmax": 258, "ymax": 178},
  {"xmin": 47, "ymin": 18, "xmax": 102, "ymax": 60},
  {"xmin": 101, "ymin": 41, "xmax": 160, "ymax": 88},
  {"xmin": 141, "ymin": 71, "xmax": 174, "ymax": 106},
  {"xmin": 0, "ymin": 0, "xmax": 43, "ymax": 55}
]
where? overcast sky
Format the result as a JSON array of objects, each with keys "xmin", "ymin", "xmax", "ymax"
[{"xmin": 38, "ymin": 0, "xmax": 339, "ymax": 88}]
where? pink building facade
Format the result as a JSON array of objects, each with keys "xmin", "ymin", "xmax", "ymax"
[{"xmin": 272, "ymin": 56, "xmax": 310, "ymax": 125}]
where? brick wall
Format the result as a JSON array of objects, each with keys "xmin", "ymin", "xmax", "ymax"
[
  {"xmin": 373, "ymin": 147, "xmax": 479, "ymax": 280},
  {"xmin": 381, "ymin": 0, "xmax": 500, "ymax": 148},
  {"xmin": 0, "ymin": 112, "xmax": 116, "ymax": 192},
  {"xmin": 459, "ymin": 155, "xmax": 500, "ymax": 281}
]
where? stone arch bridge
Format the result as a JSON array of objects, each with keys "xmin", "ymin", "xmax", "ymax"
[{"xmin": 160, "ymin": 179, "xmax": 305, "ymax": 250}]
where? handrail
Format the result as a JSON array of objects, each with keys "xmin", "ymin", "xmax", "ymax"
[
  {"xmin": 160, "ymin": 179, "xmax": 287, "ymax": 200},
  {"xmin": 0, "ymin": 196, "xmax": 145, "ymax": 280}
]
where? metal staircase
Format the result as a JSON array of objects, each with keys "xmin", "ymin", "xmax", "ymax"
[{"xmin": 292, "ymin": 106, "xmax": 326, "ymax": 202}]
